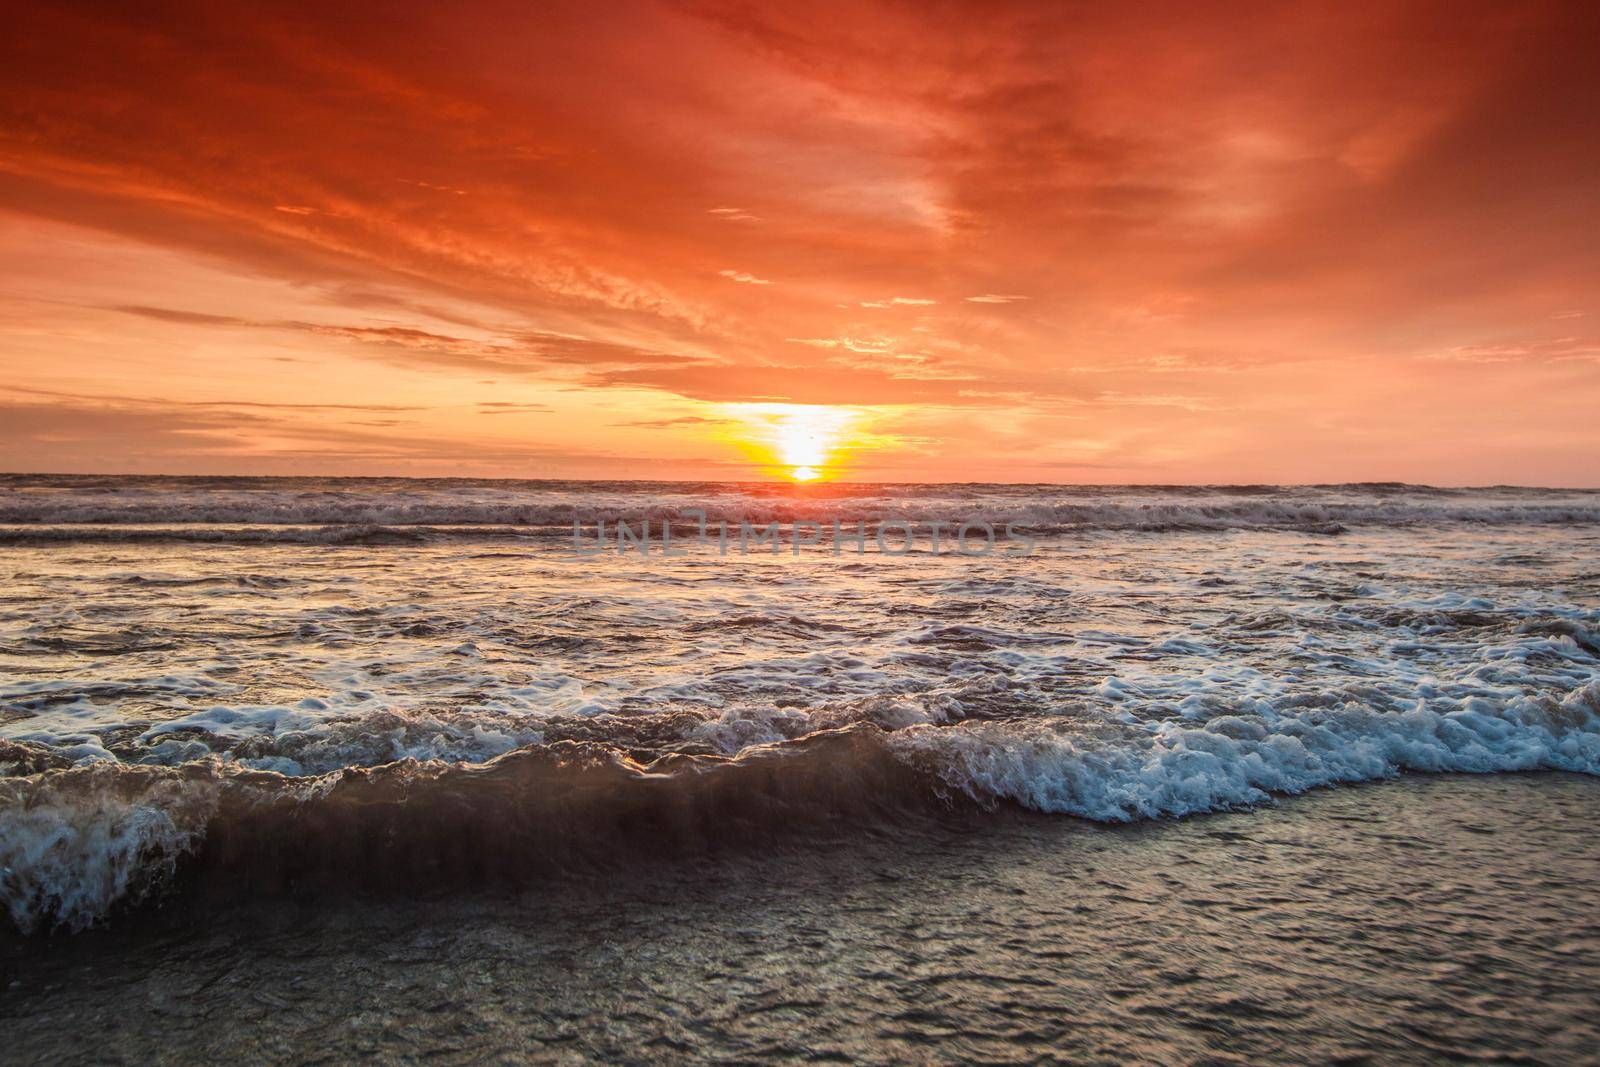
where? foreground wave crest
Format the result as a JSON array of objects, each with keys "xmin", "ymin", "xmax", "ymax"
[{"xmin": 5, "ymin": 680, "xmax": 1597, "ymax": 934}]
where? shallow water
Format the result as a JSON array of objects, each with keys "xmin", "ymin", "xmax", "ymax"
[
  {"xmin": 0, "ymin": 478, "xmax": 1598, "ymax": 936},
  {"xmin": 3, "ymin": 477, "xmax": 1599, "ymax": 1060},
  {"xmin": 3, "ymin": 774, "xmax": 1597, "ymax": 1064}
]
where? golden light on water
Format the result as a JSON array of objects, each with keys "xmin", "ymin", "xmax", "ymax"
[{"xmin": 717, "ymin": 403, "xmax": 869, "ymax": 482}]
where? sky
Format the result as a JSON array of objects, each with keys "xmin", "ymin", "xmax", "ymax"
[{"xmin": 1, "ymin": 0, "xmax": 1596, "ymax": 485}]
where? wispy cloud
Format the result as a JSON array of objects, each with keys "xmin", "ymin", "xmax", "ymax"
[
  {"xmin": 476, "ymin": 401, "xmax": 554, "ymax": 415},
  {"xmin": 1430, "ymin": 337, "xmax": 1600, "ymax": 364},
  {"xmin": 113, "ymin": 305, "xmax": 249, "ymax": 326},
  {"xmin": 1093, "ymin": 391, "xmax": 1231, "ymax": 412},
  {"xmin": 0, "ymin": 383, "xmax": 422, "ymax": 413},
  {"xmin": 396, "ymin": 178, "xmax": 468, "ymax": 195},
  {"xmin": 108, "ymin": 305, "xmax": 708, "ymax": 376},
  {"xmin": 786, "ymin": 336, "xmax": 891, "ymax": 353},
  {"xmin": 860, "ymin": 297, "xmax": 936, "ymax": 308},
  {"xmin": 610, "ymin": 414, "xmax": 733, "ymax": 428}
]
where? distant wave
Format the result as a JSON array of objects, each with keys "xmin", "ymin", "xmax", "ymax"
[
  {"xmin": 2, "ymin": 475, "xmax": 1597, "ymax": 536},
  {"xmin": 5, "ymin": 679, "xmax": 1596, "ymax": 934},
  {"xmin": 0, "ymin": 525, "xmax": 445, "ymax": 545},
  {"xmin": 2, "ymin": 499, "xmax": 1600, "ymax": 541}
]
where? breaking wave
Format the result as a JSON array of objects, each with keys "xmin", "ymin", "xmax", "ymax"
[
  {"xmin": 5, "ymin": 681, "xmax": 1597, "ymax": 935},
  {"xmin": 1, "ymin": 476, "xmax": 1598, "ymax": 539},
  {"xmin": 2, "ymin": 508, "xmax": 1598, "ymax": 548}
]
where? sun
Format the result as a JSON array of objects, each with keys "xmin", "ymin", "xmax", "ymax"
[{"xmin": 716, "ymin": 403, "xmax": 865, "ymax": 482}]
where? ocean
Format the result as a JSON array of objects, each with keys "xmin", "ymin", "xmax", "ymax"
[{"xmin": 2, "ymin": 475, "xmax": 1598, "ymax": 1061}]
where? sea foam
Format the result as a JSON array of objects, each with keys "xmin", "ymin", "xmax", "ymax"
[{"xmin": 894, "ymin": 680, "xmax": 1600, "ymax": 821}]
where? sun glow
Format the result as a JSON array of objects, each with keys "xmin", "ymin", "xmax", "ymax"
[{"xmin": 718, "ymin": 403, "xmax": 867, "ymax": 482}]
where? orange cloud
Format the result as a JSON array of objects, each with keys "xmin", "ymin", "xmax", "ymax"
[{"xmin": 0, "ymin": 0, "xmax": 1596, "ymax": 482}]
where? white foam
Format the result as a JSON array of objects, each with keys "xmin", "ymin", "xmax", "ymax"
[
  {"xmin": 133, "ymin": 705, "xmax": 548, "ymax": 776},
  {"xmin": 894, "ymin": 680, "xmax": 1600, "ymax": 821},
  {"xmin": 690, "ymin": 693, "xmax": 958, "ymax": 753},
  {"xmin": 0, "ymin": 765, "xmax": 219, "ymax": 933}
]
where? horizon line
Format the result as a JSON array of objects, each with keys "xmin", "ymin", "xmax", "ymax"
[{"xmin": 1, "ymin": 471, "xmax": 1594, "ymax": 493}]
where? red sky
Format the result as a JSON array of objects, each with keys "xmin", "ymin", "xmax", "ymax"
[{"xmin": 1, "ymin": 0, "xmax": 1596, "ymax": 484}]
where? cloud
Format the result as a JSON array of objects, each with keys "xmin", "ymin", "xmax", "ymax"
[
  {"xmin": 786, "ymin": 336, "xmax": 892, "ymax": 353},
  {"xmin": 584, "ymin": 361, "xmax": 1048, "ymax": 406},
  {"xmin": 0, "ymin": 402, "xmax": 262, "ymax": 467},
  {"xmin": 113, "ymin": 305, "xmax": 249, "ymax": 326},
  {"xmin": 0, "ymin": 384, "xmax": 421, "ymax": 413},
  {"xmin": 1431, "ymin": 337, "xmax": 1600, "ymax": 364},
  {"xmin": 0, "ymin": 396, "xmax": 692, "ymax": 477},
  {"xmin": 300, "ymin": 323, "xmax": 517, "ymax": 357},
  {"xmin": 860, "ymin": 297, "xmax": 936, "ymax": 307},
  {"xmin": 396, "ymin": 178, "xmax": 469, "ymax": 196},
  {"xmin": 300, "ymin": 323, "xmax": 717, "ymax": 376},
  {"xmin": 2, "ymin": 0, "xmax": 1598, "ymax": 480},
  {"xmin": 106, "ymin": 304, "xmax": 709, "ymax": 376},
  {"xmin": 476, "ymin": 402, "xmax": 554, "ymax": 415},
  {"xmin": 1093, "ymin": 391, "xmax": 1232, "ymax": 413},
  {"xmin": 610, "ymin": 415, "xmax": 732, "ymax": 428},
  {"xmin": 513, "ymin": 334, "xmax": 711, "ymax": 368}
]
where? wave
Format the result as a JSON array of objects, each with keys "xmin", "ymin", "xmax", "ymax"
[
  {"xmin": 2, "ymin": 499, "xmax": 1599, "ymax": 544},
  {"xmin": 0, "ymin": 761, "xmax": 219, "ymax": 934},
  {"xmin": 895, "ymin": 680, "xmax": 1600, "ymax": 819},
  {"xmin": 0, "ymin": 525, "xmax": 444, "ymax": 546},
  {"xmin": 4, "ymin": 680, "xmax": 1597, "ymax": 935},
  {"xmin": 1, "ymin": 475, "xmax": 1597, "ymax": 534}
]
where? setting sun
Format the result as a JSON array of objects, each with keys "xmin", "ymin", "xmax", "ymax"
[{"xmin": 718, "ymin": 403, "xmax": 867, "ymax": 482}]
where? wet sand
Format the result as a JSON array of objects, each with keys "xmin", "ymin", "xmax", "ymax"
[{"xmin": 4, "ymin": 772, "xmax": 1597, "ymax": 1064}]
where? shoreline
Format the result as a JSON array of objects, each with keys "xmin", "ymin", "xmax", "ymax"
[{"xmin": 5, "ymin": 771, "xmax": 1597, "ymax": 1063}]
